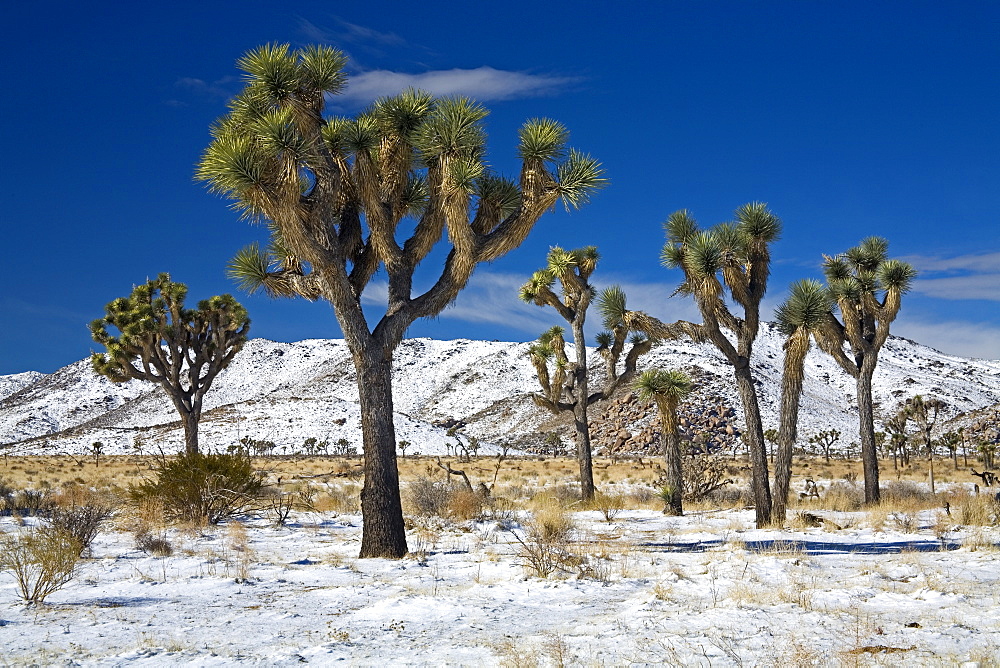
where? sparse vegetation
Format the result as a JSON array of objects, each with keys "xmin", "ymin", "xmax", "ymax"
[
  {"xmin": 0, "ymin": 526, "xmax": 81, "ymax": 604},
  {"xmin": 128, "ymin": 451, "xmax": 267, "ymax": 525}
]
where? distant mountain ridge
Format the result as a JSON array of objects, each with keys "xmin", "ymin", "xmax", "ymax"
[{"xmin": 2, "ymin": 327, "xmax": 999, "ymax": 456}]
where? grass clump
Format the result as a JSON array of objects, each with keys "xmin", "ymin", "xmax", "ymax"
[{"xmin": 128, "ymin": 451, "xmax": 266, "ymax": 525}]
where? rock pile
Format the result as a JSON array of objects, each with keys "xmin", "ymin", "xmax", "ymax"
[{"xmin": 528, "ymin": 366, "xmax": 748, "ymax": 458}]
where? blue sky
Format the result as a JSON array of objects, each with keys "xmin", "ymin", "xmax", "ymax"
[{"xmin": 2, "ymin": 1, "xmax": 999, "ymax": 375}]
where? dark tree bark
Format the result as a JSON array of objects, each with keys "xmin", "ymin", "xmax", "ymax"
[
  {"xmin": 662, "ymin": 405, "xmax": 683, "ymax": 516},
  {"xmin": 857, "ymin": 357, "xmax": 880, "ymax": 504},
  {"xmin": 735, "ymin": 362, "xmax": 772, "ymax": 526},
  {"xmin": 571, "ymin": 321, "xmax": 595, "ymax": 501},
  {"xmin": 355, "ymin": 348, "xmax": 408, "ymax": 559}
]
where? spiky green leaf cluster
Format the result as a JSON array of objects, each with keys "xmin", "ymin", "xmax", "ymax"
[
  {"xmin": 775, "ymin": 279, "xmax": 831, "ymax": 336},
  {"xmin": 413, "ymin": 97, "xmax": 488, "ymax": 161},
  {"xmin": 518, "ymin": 118, "xmax": 569, "ymax": 162},
  {"xmin": 597, "ymin": 285, "xmax": 628, "ymax": 329},
  {"xmin": 555, "ymin": 149, "xmax": 607, "ymax": 210},
  {"xmin": 634, "ymin": 368, "xmax": 694, "ymax": 402}
]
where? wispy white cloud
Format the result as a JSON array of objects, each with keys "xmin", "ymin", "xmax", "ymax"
[
  {"xmin": 359, "ymin": 273, "xmax": 551, "ymax": 334},
  {"xmin": 174, "ymin": 76, "xmax": 238, "ymax": 99},
  {"xmin": 297, "ymin": 16, "xmax": 405, "ymax": 48},
  {"xmin": 893, "ymin": 316, "xmax": 1000, "ymax": 360},
  {"xmin": 899, "ymin": 251, "xmax": 1000, "ymax": 274},
  {"xmin": 436, "ymin": 273, "xmax": 554, "ymax": 333},
  {"xmin": 894, "ymin": 251, "xmax": 1000, "ymax": 302},
  {"xmin": 336, "ymin": 67, "xmax": 581, "ymax": 106},
  {"xmin": 910, "ymin": 274, "xmax": 1000, "ymax": 301}
]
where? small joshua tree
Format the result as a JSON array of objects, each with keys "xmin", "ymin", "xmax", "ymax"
[
  {"xmin": 522, "ymin": 268, "xmax": 653, "ymax": 500},
  {"xmin": 90, "ymin": 274, "xmax": 250, "ymax": 454},
  {"xmin": 904, "ymin": 395, "xmax": 947, "ymax": 493},
  {"xmin": 634, "ymin": 368, "xmax": 694, "ymax": 515}
]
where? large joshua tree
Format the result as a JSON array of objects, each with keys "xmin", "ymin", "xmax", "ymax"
[
  {"xmin": 90, "ymin": 274, "xmax": 250, "ymax": 455},
  {"xmin": 771, "ymin": 278, "xmax": 837, "ymax": 522},
  {"xmin": 520, "ymin": 249, "xmax": 649, "ymax": 500},
  {"xmin": 820, "ymin": 237, "xmax": 917, "ymax": 504},
  {"xmin": 651, "ymin": 203, "xmax": 781, "ymax": 527},
  {"xmin": 196, "ymin": 44, "xmax": 605, "ymax": 558},
  {"xmin": 634, "ymin": 368, "xmax": 694, "ymax": 515}
]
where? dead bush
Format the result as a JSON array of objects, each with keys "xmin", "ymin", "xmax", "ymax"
[
  {"xmin": 406, "ymin": 477, "xmax": 454, "ymax": 517},
  {"xmin": 445, "ymin": 488, "xmax": 483, "ymax": 520},
  {"xmin": 589, "ymin": 491, "xmax": 625, "ymax": 522},
  {"xmin": 49, "ymin": 497, "xmax": 116, "ymax": 556},
  {"xmin": 135, "ymin": 530, "xmax": 174, "ymax": 557},
  {"xmin": 405, "ymin": 477, "xmax": 483, "ymax": 520},
  {"xmin": 823, "ymin": 481, "xmax": 864, "ymax": 512},
  {"xmin": 957, "ymin": 493, "xmax": 999, "ymax": 526},
  {"xmin": 0, "ymin": 527, "xmax": 81, "ymax": 604}
]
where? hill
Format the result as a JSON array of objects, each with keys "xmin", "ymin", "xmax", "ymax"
[{"xmin": 2, "ymin": 327, "xmax": 999, "ymax": 456}]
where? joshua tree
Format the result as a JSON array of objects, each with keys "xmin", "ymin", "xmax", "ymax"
[
  {"xmin": 524, "ymin": 282, "xmax": 655, "ymax": 499},
  {"xmin": 807, "ymin": 429, "xmax": 841, "ymax": 462},
  {"xmin": 520, "ymin": 248, "xmax": 649, "ymax": 500},
  {"xmin": 520, "ymin": 246, "xmax": 598, "ymax": 499},
  {"xmin": 771, "ymin": 278, "xmax": 836, "ymax": 522},
  {"xmin": 884, "ymin": 411, "xmax": 910, "ymax": 469},
  {"xmin": 90, "ymin": 274, "xmax": 250, "ymax": 455},
  {"xmin": 904, "ymin": 395, "xmax": 947, "ymax": 493},
  {"xmin": 197, "ymin": 44, "xmax": 605, "ymax": 558},
  {"xmin": 643, "ymin": 203, "xmax": 781, "ymax": 527},
  {"xmin": 634, "ymin": 369, "xmax": 694, "ymax": 515},
  {"xmin": 819, "ymin": 237, "xmax": 917, "ymax": 504}
]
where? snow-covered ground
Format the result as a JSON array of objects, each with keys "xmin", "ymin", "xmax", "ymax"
[{"xmin": 2, "ymin": 498, "xmax": 999, "ymax": 665}]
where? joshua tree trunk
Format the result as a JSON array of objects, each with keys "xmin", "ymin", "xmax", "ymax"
[
  {"xmin": 773, "ymin": 333, "xmax": 809, "ymax": 524},
  {"xmin": 857, "ymin": 357, "xmax": 880, "ymax": 504},
  {"xmin": 167, "ymin": 394, "xmax": 202, "ymax": 455},
  {"xmin": 181, "ymin": 410, "xmax": 200, "ymax": 455},
  {"xmin": 735, "ymin": 362, "xmax": 772, "ymax": 526},
  {"xmin": 354, "ymin": 347, "xmax": 408, "ymax": 559},
  {"xmin": 571, "ymin": 322, "xmax": 595, "ymax": 502},
  {"xmin": 662, "ymin": 404, "xmax": 683, "ymax": 516}
]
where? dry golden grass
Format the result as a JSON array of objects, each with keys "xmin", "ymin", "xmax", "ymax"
[{"xmin": 0, "ymin": 453, "xmax": 992, "ymax": 521}]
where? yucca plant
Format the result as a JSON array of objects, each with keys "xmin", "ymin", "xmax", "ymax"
[
  {"xmin": 519, "ymin": 247, "xmax": 651, "ymax": 501},
  {"xmin": 90, "ymin": 274, "xmax": 249, "ymax": 454},
  {"xmin": 197, "ymin": 44, "xmax": 605, "ymax": 558},
  {"xmin": 820, "ymin": 237, "xmax": 917, "ymax": 503},
  {"xmin": 771, "ymin": 278, "xmax": 836, "ymax": 522},
  {"xmin": 635, "ymin": 369, "xmax": 694, "ymax": 515}
]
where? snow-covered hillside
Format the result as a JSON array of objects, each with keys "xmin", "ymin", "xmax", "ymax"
[{"xmin": 2, "ymin": 329, "xmax": 999, "ymax": 456}]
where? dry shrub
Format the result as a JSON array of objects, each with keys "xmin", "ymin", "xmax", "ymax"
[
  {"xmin": 529, "ymin": 501, "xmax": 574, "ymax": 542},
  {"xmin": 589, "ymin": 490, "xmax": 625, "ymax": 522},
  {"xmin": 957, "ymin": 493, "xmax": 999, "ymax": 527},
  {"xmin": 49, "ymin": 497, "xmax": 116, "ymax": 556},
  {"xmin": 823, "ymin": 481, "xmax": 864, "ymax": 511},
  {"xmin": 136, "ymin": 531, "xmax": 174, "ymax": 557},
  {"xmin": 225, "ymin": 521, "xmax": 253, "ymax": 582},
  {"xmin": 445, "ymin": 488, "xmax": 483, "ymax": 520},
  {"xmin": 0, "ymin": 527, "xmax": 81, "ymax": 604},
  {"xmin": 3, "ymin": 488, "xmax": 55, "ymax": 517},
  {"xmin": 128, "ymin": 451, "xmax": 267, "ymax": 525},
  {"xmin": 681, "ymin": 454, "xmax": 735, "ymax": 502},
  {"xmin": 405, "ymin": 477, "xmax": 483, "ymax": 520},
  {"xmin": 880, "ymin": 481, "xmax": 936, "ymax": 510},
  {"xmin": 406, "ymin": 477, "xmax": 454, "ymax": 517},
  {"xmin": 513, "ymin": 518, "xmax": 575, "ymax": 579}
]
